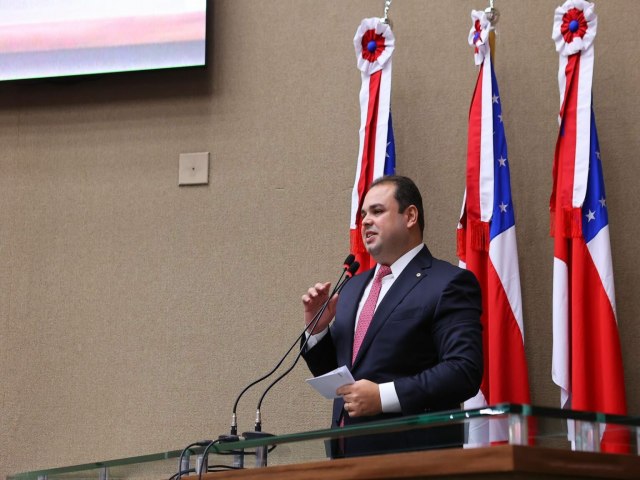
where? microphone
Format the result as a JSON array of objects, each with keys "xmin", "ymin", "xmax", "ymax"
[
  {"xmin": 225, "ymin": 255, "xmax": 356, "ymax": 437},
  {"xmin": 252, "ymin": 260, "xmax": 360, "ymax": 433},
  {"xmin": 342, "ymin": 254, "xmax": 356, "ymax": 269}
]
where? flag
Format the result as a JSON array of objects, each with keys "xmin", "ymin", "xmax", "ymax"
[
  {"xmin": 550, "ymin": 0, "xmax": 628, "ymax": 453},
  {"xmin": 457, "ymin": 10, "xmax": 531, "ymax": 445},
  {"xmin": 350, "ymin": 18, "xmax": 396, "ymax": 271}
]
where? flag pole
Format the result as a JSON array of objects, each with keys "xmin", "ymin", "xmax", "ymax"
[
  {"xmin": 382, "ymin": 0, "xmax": 393, "ymax": 26},
  {"xmin": 485, "ymin": 0, "xmax": 499, "ymax": 61}
]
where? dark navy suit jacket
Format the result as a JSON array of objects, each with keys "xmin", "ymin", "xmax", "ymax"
[{"xmin": 303, "ymin": 245, "xmax": 483, "ymax": 457}]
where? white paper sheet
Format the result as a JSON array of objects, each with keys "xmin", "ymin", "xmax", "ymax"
[{"xmin": 305, "ymin": 365, "xmax": 354, "ymax": 399}]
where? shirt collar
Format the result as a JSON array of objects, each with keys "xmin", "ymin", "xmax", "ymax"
[{"xmin": 375, "ymin": 243, "xmax": 424, "ymax": 279}]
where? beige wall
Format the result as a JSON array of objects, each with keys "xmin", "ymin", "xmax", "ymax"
[{"xmin": 1, "ymin": 0, "xmax": 639, "ymax": 476}]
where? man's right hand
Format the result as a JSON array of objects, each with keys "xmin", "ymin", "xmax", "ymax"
[{"xmin": 302, "ymin": 282, "xmax": 338, "ymax": 334}]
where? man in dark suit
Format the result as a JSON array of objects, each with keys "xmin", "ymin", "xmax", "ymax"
[{"xmin": 302, "ymin": 175, "xmax": 482, "ymax": 457}]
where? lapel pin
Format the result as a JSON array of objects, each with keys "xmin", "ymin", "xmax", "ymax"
[{"xmin": 416, "ymin": 273, "xmax": 422, "ymax": 278}]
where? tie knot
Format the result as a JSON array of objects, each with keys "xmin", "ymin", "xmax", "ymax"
[{"xmin": 376, "ymin": 265, "xmax": 392, "ymax": 281}]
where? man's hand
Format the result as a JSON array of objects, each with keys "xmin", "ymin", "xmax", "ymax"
[
  {"xmin": 302, "ymin": 282, "xmax": 338, "ymax": 334},
  {"xmin": 337, "ymin": 380, "xmax": 382, "ymax": 417}
]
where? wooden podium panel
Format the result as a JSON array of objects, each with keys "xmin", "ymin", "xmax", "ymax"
[{"xmin": 197, "ymin": 445, "xmax": 640, "ymax": 480}]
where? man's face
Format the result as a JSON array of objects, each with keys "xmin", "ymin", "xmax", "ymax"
[{"xmin": 360, "ymin": 183, "xmax": 412, "ymax": 265}]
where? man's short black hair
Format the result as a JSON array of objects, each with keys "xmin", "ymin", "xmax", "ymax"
[{"xmin": 369, "ymin": 175, "xmax": 425, "ymax": 233}]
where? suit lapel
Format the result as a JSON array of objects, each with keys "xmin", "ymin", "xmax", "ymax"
[{"xmin": 351, "ymin": 246, "xmax": 433, "ymax": 371}]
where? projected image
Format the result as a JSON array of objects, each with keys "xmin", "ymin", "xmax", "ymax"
[{"xmin": 0, "ymin": 0, "xmax": 207, "ymax": 81}]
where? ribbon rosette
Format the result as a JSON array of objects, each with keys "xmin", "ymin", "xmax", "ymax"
[
  {"xmin": 552, "ymin": 0, "xmax": 597, "ymax": 56},
  {"xmin": 468, "ymin": 10, "xmax": 493, "ymax": 66},
  {"xmin": 354, "ymin": 17, "xmax": 394, "ymax": 75}
]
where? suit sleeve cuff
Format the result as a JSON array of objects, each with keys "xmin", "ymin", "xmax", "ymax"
[
  {"xmin": 379, "ymin": 382, "xmax": 402, "ymax": 413},
  {"xmin": 304, "ymin": 327, "xmax": 328, "ymax": 350}
]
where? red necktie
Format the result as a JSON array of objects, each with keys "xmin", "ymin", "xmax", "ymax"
[
  {"xmin": 340, "ymin": 265, "xmax": 392, "ymax": 452},
  {"xmin": 352, "ymin": 265, "xmax": 392, "ymax": 363}
]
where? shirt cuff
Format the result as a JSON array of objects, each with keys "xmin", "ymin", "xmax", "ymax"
[
  {"xmin": 304, "ymin": 327, "xmax": 328, "ymax": 349},
  {"xmin": 379, "ymin": 382, "xmax": 402, "ymax": 413}
]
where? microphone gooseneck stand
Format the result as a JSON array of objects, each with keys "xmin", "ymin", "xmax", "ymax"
[
  {"xmin": 247, "ymin": 261, "xmax": 360, "ymax": 466},
  {"xmin": 192, "ymin": 256, "xmax": 359, "ymax": 470}
]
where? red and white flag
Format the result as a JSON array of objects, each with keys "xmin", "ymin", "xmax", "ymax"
[
  {"xmin": 550, "ymin": 0, "xmax": 628, "ymax": 453},
  {"xmin": 350, "ymin": 18, "xmax": 396, "ymax": 271},
  {"xmin": 458, "ymin": 10, "xmax": 531, "ymax": 445}
]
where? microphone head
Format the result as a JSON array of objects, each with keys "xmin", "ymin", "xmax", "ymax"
[
  {"xmin": 343, "ymin": 254, "xmax": 355, "ymax": 268},
  {"xmin": 346, "ymin": 261, "xmax": 360, "ymax": 277}
]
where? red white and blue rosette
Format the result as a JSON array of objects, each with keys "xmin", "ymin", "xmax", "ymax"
[
  {"xmin": 353, "ymin": 17, "xmax": 394, "ymax": 75},
  {"xmin": 468, "ymin": 10, "xmax": 493, "ymax": 66},
  {"xmin": 350, "ymin": 18, "xmax": 395, "ymax": 270},
  {"xmin": 552, "ymin": 0, "xmax": 597, "ymax": 56}
]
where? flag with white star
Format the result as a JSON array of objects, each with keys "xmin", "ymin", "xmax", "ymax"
[
  {"xmin": 550, "ymin": 0, "xmax": 627, "ymax": 453},
  {"xmin": 457, "ymin": 9, "xmax": 530, "ymax": 446}
]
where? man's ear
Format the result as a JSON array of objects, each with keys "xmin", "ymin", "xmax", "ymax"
[{"xmin": 405, "ymin": 205, "xmax": 419, "ymax": 228}]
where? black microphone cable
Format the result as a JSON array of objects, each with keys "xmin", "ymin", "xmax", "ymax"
[
  {"xmin": 252, "ymin": 260, "xmax": 360, "ymax": 432},
  {"xmin": 226, "ymin": 255, "xmax": 356, "ymax": 436}
]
